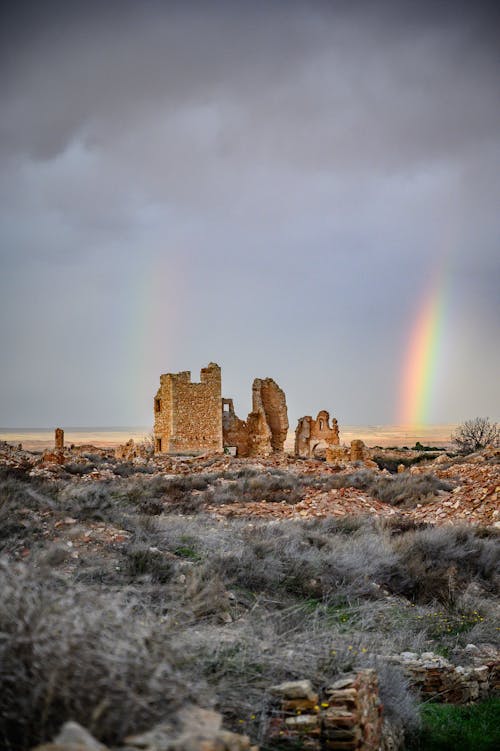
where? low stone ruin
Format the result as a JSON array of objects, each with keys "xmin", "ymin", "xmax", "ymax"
[
  {"xmin": 267, "ymin": 671, "xmax": 383, "ymax": 750},
  {"xmin": 390, "ymin": 650, "xmax": 500, "ymax": 704},
  {"xmin": 295, "ymin": 410, "xmax": 340, "ymax": 458},
  {"xmin": 222, "ymin": 377, "xmax": 289, "ymax": 457},
  {"xmin": 115, "ymin": 438, "xmax": 151, "ymax": 461}
]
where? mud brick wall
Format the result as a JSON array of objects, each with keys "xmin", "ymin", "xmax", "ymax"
[
  {"xmin": 154, "ymin": 363, "xmax": 222, "ymax": 454},
  {"xmin": 267, "ymin": 671, "xmax": 382, "ymax": 750}
]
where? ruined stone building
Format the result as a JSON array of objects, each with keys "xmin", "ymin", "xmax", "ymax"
[
  {"xmin": 154, "ymin": 363, "xmax": 223, "ymax": 454},
  {"xmin": 222, "ymin": 377, "xmax": 289, "ymax": 457},
  {"xmin": 295, "ymin": 410, "xmax": 340, "ymax": 458},
  {"xmin": 153, "ymin": 363, "xmax": 289, "ymax": 456}
]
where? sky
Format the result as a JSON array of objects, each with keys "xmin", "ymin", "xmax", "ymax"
[{"xmin": 1, "ymin": 0, "xmax": 499, "ymax": 429}]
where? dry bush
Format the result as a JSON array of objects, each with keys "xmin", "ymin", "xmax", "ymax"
[
  {"xmin": 383, "ymin": 525, "xmax": 500, "ymax": 603},
  {"xmin": 1, "ymin": 469, "xmax": 498, "ymax": 750},
  {"xmin": 370, "ymin": 473, "xmax": 452, "ymax": 507},
  {"xmin": 0, "ymin": 562, "xmax": 199, "ymax": 751}
]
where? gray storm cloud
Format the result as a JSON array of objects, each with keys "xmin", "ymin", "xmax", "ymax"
[{"xmin": 1, "ymin": 0, "xmax": 499, "ymax": 427}]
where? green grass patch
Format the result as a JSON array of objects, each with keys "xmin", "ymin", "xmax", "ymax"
[
  {"xmin": 408, "ymin": 698, "xmax": 500, "ymax": 750},
  {"xmin": 174, "ymin": 545, "xmax": 202, "ymax": 560}
]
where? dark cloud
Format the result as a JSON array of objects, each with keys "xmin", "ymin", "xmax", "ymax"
[{"xmin": 0, "ymin": 0, "xmax": 499, "ymax": 425}]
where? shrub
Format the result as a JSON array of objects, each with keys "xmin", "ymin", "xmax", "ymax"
[
  {"xmin": 369, "ymin": 474, "xmax": 452, "ymax": 507},
  {"xmin": 125, "ymin": 545, "xmax": 175, "ymax": 583},
  {"xmin": 0, "ymin": 562, "xmax": 196, "ymax": 750}
]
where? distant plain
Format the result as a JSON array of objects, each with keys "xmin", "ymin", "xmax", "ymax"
[{"xmin": 0, "ymin": 425, "xmax": 457, "ymax": 451}]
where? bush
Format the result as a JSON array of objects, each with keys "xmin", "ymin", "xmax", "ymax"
[
  {"xmin": 370, "ymin": 474, "xmax": 452, "ymax": 507},
  {"xmin": 125, "ymin": 545, "xmax": 175, "ymax": 583},
  {"xmin": 0, "ymin": 562, "xmax": 196, "ymax": 750}
]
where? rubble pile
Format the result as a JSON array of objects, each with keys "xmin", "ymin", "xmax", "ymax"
[
  {"xmin": 405, "ymin": 452, "xmax": 500, "ymax": 526},
  {"xmin": 33, "ymin": 707, "xmax": 257, "ymax": 751},
  {"xmin": 1, "ymin": 440, "xmax": 499, "ymax": 527},
  {"xmin": 206, "ymin": 486, "xmax": 394, "ymax": 519}
]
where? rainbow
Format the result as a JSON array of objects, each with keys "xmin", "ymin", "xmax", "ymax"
[{"xmin": 398, "ymin": 264, "xmax": 448, "ymax": 426}]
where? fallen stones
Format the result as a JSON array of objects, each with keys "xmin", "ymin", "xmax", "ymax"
[
  {"xmin": 31, "ymin": 708, "xmax": 257, "ymax": 751},
  {"xmin": 32, "ymin": 721, "xmax": 108, "ymax": 750}
]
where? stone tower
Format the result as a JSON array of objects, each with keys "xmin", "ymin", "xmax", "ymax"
[{"xmin": 153, "ymin": 362, "xmax": 223, "ymax": 454}]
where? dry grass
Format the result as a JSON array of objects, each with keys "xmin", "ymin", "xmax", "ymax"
[{"xmin": 0, "ymin": 470, "xmax": 498, "ymax": 750}]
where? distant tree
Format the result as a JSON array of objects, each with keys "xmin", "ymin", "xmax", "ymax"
[{"xmin": 452, "ymin": 417, "xmax": 499, "ymax": 454}]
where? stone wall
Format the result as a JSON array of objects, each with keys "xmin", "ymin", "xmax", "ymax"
[
  {"xmin": 154, "ymin": 363, "xmax": 223, "ymax": 454},
  {"xmin": 222, "ymin": 398, "xmax": 250, "ymax": 457},
  {"xmin": 267, "ymin": 672, "xmax": 382, "ymax": 750},
  {"xmin": 295, "ymin": 411, "xmax": 340, "ymax": 458},
  {"xmin": 390, "ymin": 651, "xmax": 500, "ymax": 704}
]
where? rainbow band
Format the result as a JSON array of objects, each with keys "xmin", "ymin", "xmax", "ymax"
[{"xmin": 398, "ymin": 263, "xmax": 448, "ymax": 426}]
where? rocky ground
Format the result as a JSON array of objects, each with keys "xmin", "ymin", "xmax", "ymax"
[
  {"xmin": 0, "ymin": 439, "xmax": 498, "ymax": 751},
  {"xmin": 2, "ymin": 439, "xmax": 498, "ymax": 530}
]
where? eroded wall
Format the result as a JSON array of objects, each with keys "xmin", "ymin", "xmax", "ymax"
[{"xmin": 222, "ymin": 377, "xmax": 289, "ymax": 457}]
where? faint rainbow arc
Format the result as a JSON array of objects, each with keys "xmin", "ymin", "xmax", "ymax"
[{"xmin": 398, "ymin": 263, "xmax": 449, "ymax": 426}]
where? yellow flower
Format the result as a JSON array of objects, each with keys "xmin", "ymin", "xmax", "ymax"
[{"xmin": 321, "ymin": 702, "xmax": 329, "ymax": 708}]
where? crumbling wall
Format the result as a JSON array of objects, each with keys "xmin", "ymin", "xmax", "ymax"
[
  {"xmin": 295, "ymin": 411, "xmax": 340, "ymax": 458},
  {"xmin": 222, "ymin": 399, "xmax": 250, "ymax": 457},
  {"xmin": 54, "ymin": 428, "xmax": 64, "ymax": 450},
  {"xmin": 154, "ymin": 363, "xmax": 223, "ymax": 454},
  {"xmin": 267, "ymin": 671, "xmax": 383, "ymax": 750},
  {"xmin": 390, "ymin": 651, "xmax": 500, "ymax": 703},
  {"xmin": 222, "ymin": 377, "xmax": 289, "ymax": 457}
]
